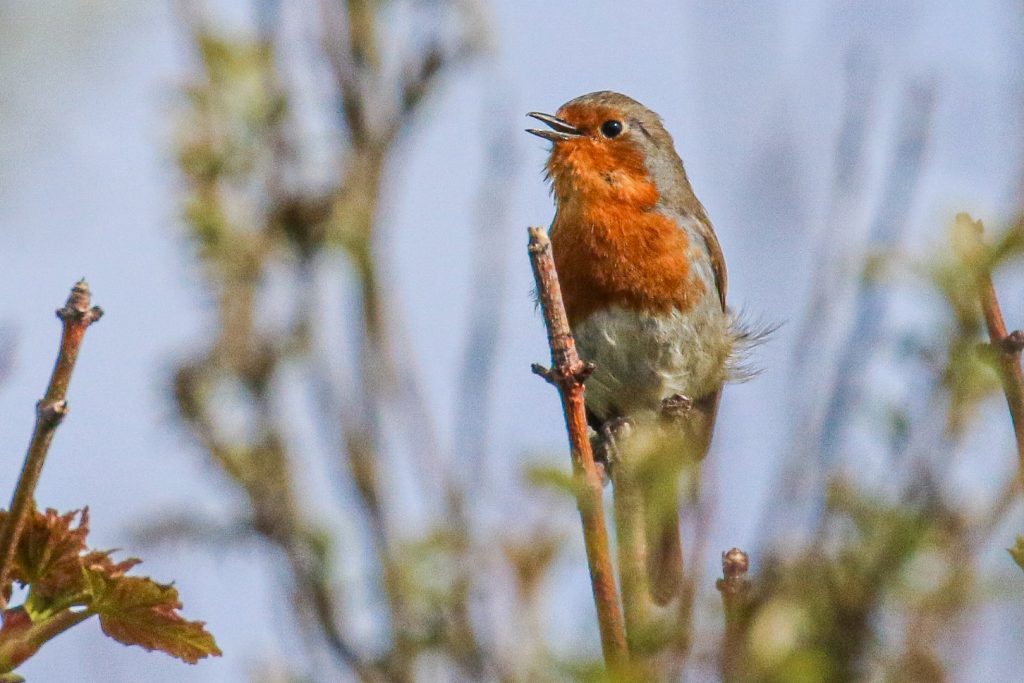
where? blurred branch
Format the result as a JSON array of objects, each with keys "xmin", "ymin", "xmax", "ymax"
[
  {"xmin": 610, "ymin": 458, "xmax": 654, "ymax": 660},
  {"xmin": 715, "ymin": 548, "xmax": 750, "ymax": 682},
  {"xmin": 132, "ymin": 512, "xmax": 256, "ymax": 549},
  {"xmin": 816, "ymin": 82, "xmax": 936, "ymax": 465},
  {"xmin": 313, "ymin": 3, "xmax": 494, "ymax": 676},
  {"xmin": 457, "ymin": 92, "xmax": 517, "ymax": 485},
  {"xmin": 0, "ymin": 280, "xmax": 102, "ymax": 605},
  {"xmin": 0, "ymin": 328, "xmax": 14, "ymax": 389},
  {"xmin": 318, "ymin": 0, "xmax": 370, "ymax": 144},
  {"xmin": 966, "ymin": 215, "xmax": 1024, "ymax": 480},
  {"xmin": 527, "ymin": 227, "xmax": 628, "ymax": 670},
  {"xmin": 172, "ymin": 1, "xmax": 494, "ymax": 680},
  {"xmin": 769, "ymin": 50, "xmax": 880, "ymax": 534},
  {"xmin": 789, "ymin": 47, "xmax": 880, "ymax": 376}
]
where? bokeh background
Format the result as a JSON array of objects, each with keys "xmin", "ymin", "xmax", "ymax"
[{"xmin": 2, "ymin": 1, "xmax": 1023, "ymax": 681}]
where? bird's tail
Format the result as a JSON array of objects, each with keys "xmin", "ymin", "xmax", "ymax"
[
  {"xmin": 646, "ymin": 497, "xmax": 685, "ymax": 606},
  {"xmin": 644, "ymin": 390, "xmax": 720, "ymax": 605}
]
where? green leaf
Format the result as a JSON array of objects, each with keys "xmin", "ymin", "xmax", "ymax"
[
  {"xmin": 1008, "ymin": 537, "xmax": 1024, "ymax": 571},
  {"xmin": 85, "ymin": 570, "xmax": 221, "ymax": 664},
  {"xmin": 524, "ymin": 463, "xmax": 577, "ymax": 497}
]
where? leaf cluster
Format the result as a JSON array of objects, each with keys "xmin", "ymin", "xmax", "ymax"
[{"xmin": 0, "ymin": 507, "xmax": 219, "ymax": 673}]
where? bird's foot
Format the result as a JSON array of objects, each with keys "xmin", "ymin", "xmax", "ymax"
[
  {"xmin": 592, "ymin": 417, "xmax": 634, "ymax": 483},
  {"xmin": 661, "ymin": 393, "xmax": 693, "ymax": 418}
]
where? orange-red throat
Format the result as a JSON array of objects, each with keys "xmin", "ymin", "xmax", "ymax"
[
  {"xmin": 545, "ymin": 103, "xmax": 661, "ymax": 210},
  {"xmin": 530, "ymin": 104, "xmax": 705, "ymax": 326}
]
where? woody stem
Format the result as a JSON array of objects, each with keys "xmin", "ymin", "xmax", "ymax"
[
  {"xmin": 0, "ymin": 281, "xmax": 103, "ymax": 606},
  {"xmin": 969, "ymin": 219, "xmax": 1024, "ymax": 482},
  {"xmin": 716, "ymin": 548, "xmax": 751, "ymax": 681},
  {"xmin": 527, "ymin": 227, "xmax": 628, "ymax": 669}
]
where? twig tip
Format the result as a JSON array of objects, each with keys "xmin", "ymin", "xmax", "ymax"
[
  {"xmin": 721, "ymin": 547, "xmax": 749, "ymax": 580},
  {"xmin": 527, "ymin": 226, "xmax": 550, "ymax": 252},
  {"xmin": 56, "ymin": 280, "xmax": 103, "ymax": 325}
]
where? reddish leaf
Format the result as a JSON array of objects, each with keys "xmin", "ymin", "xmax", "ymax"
[
  {"xmin": 1, "ymin": 508, "xmax": 89, "ymax": 607},
  {"xmin": 82, "ymin": 551, "xmax": 141, "ymax": 579},
  {"xmin": 0, "ymin": 608, "xmax": 32, "ymax": 640},
  {"xmin": 85, "ymin": 571, "xmax": 221, "ymax": 664}
]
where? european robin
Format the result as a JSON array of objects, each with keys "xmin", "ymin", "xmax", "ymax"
[{"xmin": 528, "ymin": 91, "xmax": 755, "ymax": 605}]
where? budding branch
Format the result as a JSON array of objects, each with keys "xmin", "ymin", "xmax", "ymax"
[
  {"xmin": 716, "ymin": 547, "xmax": 751, "ymax": 681},
  {"xmin": 0, "ymin": 280, "xmax": 103, "ymax": 605}
]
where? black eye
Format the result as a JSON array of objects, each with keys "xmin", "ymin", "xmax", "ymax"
[{"xmin": 600, "ymin": 120, "xmax": 623, "ymax": 138}]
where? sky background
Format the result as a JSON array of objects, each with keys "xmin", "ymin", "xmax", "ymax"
[{"xmin": 2, "ymin": 0, "xmax": 1024, "ymax": 680}]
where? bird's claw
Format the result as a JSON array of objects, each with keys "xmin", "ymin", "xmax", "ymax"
[
  {"xmin": 592, "ymin": 416, "xmax": 634, "ymax": 483},
  {"xmin": 661, "ymin": 393, "xmax": 693, "ymax": 418}
]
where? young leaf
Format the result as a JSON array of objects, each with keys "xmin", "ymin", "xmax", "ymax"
[
  {"xmin": 0, "ymin": 508, "xmax": 90, "ymax": 612},
  {"xmin": 524, "ymin": 463, "xmax": 578, "ymax": 497},
  {"xmin": 84, "ymin": 570, "xmax": 221, "ymax": 664},
  {"xmin": 1008, "ymin": 536, "xmax": 1024, "ymax": 572}
]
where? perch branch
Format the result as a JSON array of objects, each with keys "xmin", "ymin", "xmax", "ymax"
[
  {"xmin": 716, "ymin": 547, "xmax": 751, "ymax": 682},
  {"xmin": 527, "ymin": 227, "xmax": 628, "ymax": 669},
  {"xmin": 970, "ymin": 217, "xmax": 1024, "ymax": 481},
  {"xmin": 0, "ymin": 281, "xmax": 102, "ymax": 605}
]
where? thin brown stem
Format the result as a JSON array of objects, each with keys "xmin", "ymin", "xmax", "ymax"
[
  {"xmin": 716, "ymin": 548, "xmax": 751, "ymax": 682},
  {"xmin": 527, "ymin": 227, "xmax": 628, "ymax": 670},
  {"xmin": 971, "ymin": 218, "xmax": 1024, "ymax": 480},
  {"xmin": 0, "ymin": 281, "xmax": 102, "ymax": 606},
  {"xmin": 0, "ymin": 607, "xmax": 95, "ymax": 673}
]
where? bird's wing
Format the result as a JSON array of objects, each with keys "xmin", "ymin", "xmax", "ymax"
[
  {"xmin": 695, "ymin": 218, "xmax": 727, "ymax": 310},
  {"xmin": 648, "ymin": 217, "xmax": 728, "ymax": 603}
]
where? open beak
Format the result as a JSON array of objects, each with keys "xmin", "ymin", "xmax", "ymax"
[{"xmin": 526, "ymin": 112, "xmax": 582, "ymax": 142}]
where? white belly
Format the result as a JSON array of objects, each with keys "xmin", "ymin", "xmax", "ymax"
[{"xmin": 573, "ymin": 301, "xmax": 733, "ymax": 422}]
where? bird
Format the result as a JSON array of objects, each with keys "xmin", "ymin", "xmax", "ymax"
[{"xmin": 527, "ymin": 91, "xmax": 757, "ymax": 605}]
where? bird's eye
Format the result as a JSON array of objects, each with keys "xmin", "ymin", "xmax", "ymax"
[{"xmin": 600, "ymin": 120, "xmax": 624, "ymax": 138}]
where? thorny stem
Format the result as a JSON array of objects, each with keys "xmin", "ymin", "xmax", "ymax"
[
  {"xmin": 970, "ymin": 218, "xmax": 1024, "ymax": 483},
  {"xmin": 716, "ymin": 547, "xmax": 751, "ymax": 682},
  {"xmin": 527, "ymin": 227, "xmax": 628, "ymax": 670},
  {"xmin": 0, "ymin": 281, "xmax": 102, "ymax": 606}
]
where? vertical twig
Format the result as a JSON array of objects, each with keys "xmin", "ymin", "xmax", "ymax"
[
  {"xmin": 527, "ymin": 227, "xmax": 628, "ymax": 669},
  {"xmin": 0, "ymin": 280, "xmax": 103, "ymax": 604},
  {"xmin": 716, "ymin": 547, "xmax": 750, "ymax": 682},
  {"xmin": 970, "ymin": 218, "xmax": 1024, "ymax": 479}
]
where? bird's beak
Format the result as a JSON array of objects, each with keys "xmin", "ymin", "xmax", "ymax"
[{"xmin": 526, "ymin": 112, "xmax": 582, "ymax": 142}]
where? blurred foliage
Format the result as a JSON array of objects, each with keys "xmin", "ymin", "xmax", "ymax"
[
  {"xmin": 929, "ymin": 213, "xmax": 1024, "ymax": 432},
  {"xmin": 1009, "ymin": 537, "xmax": 1024, "ymax": 572},
  {"xmin": 731, "ymin": 480, "xmax": 970, "ymax": 682}
]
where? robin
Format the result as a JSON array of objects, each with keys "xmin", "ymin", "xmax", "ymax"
[{"xmin": 527, "ymin": 91, "xmax": 757, "ymax": 605}]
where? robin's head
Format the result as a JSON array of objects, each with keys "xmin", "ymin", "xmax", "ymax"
[{"xmin": 527, "ymin": 91, "xmax": 692, "ymax": 209}]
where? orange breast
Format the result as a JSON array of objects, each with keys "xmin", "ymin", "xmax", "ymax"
[{"xmin": 551, "ymin": 198, "xmax": 705, "ymax": 327}]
